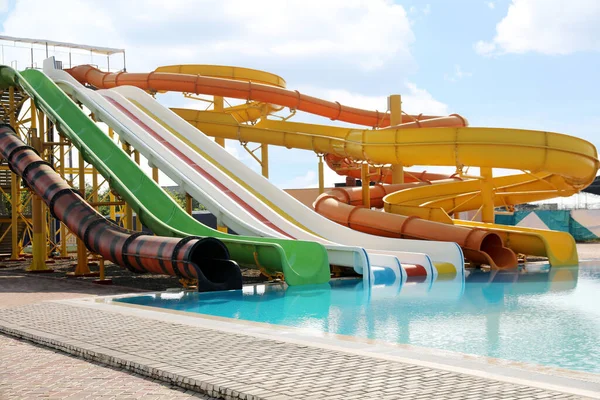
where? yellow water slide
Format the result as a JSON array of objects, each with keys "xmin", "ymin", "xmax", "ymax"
[{"xmin": 170, "ymin": 112, "xmax": 597, "ymax": 266}]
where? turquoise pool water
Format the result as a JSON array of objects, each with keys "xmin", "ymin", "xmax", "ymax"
[{"xmin": 116, "ymin": 265, "xmax": 600, "ymax": 374}]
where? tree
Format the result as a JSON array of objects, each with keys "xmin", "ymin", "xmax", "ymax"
[{"xmin": 163, "ymin": 188, "xmax": 206, "ymax": 211}]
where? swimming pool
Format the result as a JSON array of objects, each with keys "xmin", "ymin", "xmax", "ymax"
[{"xmin": 116, "ymin": 265, "xmax": 600, "ymax": 374}]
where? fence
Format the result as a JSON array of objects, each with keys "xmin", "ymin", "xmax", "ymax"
[{"xmin": 494, "ymin": 210, "xmax": 600, "ymax": 241}]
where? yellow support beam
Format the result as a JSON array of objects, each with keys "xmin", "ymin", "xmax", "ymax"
[
  {"xmin": 361, "ymin": 163, "xmax": 370, "ymax": 209},
  {"xmin": 214, "ymin": 96, "xmax": 225, "ymax": 147},
  {"xmin": 71, "ymin": 152, "xmax": 92, "ymax": 275},
  {"xmin": 480, "ymin": 167, "xmax": 495, "ymax": 223},
  {"xmin": 92, "ymin": 167, "xmax": 99, "ymax": 204},
  {"xmin": 389, "ymin": 94, "xmax": 402, "ymax": 125},
  {"xmin": 107, "ymin": 127, "xmax": 118, "ymax": 222},
  {"xmin": 27, "ymin": 104, "xmax": 51, "ymax": 272},
  {"xmin": 318, "ymin": 155, "xmax": 324, "ymax": 195},
  {"xmin": 133, "ymin": 150, "xmax": 143, "ymax": 231},
  {"xmin": 59, "ymin": 134, "xmax": 68, "ymax": 258},
  {"xmin": 389, "ymin": 94, "xmax": 404, "ymax": 184},
  {"xmin": 261, "ymin": 144, "xmax": 269, "ymax": 178},
  {"xmin": 109, "ymin": 191, "xmax": 116, "ymax": 221},
  {"xmin": 121, "ymin": 141, "xmax": 133, "ymax": 229},
  {"xmin": 9, "ymin": 86, "xmax": 22, "ymax": 260},
  {"xmin": 185, "ymin": 193, "xmax": 193, "ymax": 215}
]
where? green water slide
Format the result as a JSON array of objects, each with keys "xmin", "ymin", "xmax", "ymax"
[{"xmin": 0, "ymin": 66, "xmax": 330, "ymax": 286}]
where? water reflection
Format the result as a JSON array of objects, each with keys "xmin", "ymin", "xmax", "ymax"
[{"xmin": 117, "ymin": 265, "xmax": 600, "ymax": 373}]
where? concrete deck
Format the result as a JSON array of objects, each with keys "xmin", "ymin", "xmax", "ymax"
[{"xmin": 1, "ymin": 271, "xmax": 599, "ymax": 399}]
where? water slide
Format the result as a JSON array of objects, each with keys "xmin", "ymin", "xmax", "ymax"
[
  {"xmin": 65, "ymin": 65, "xmax": 598, "ymax": 267},
  {"xmin": 45, "ymin": 62, "xmax": 458, "ymax": 282},
  {"xmin": 64, "ymin": 64, "xmax": 518, "ymax": 270},
  {"xmin": 44, "ymin": 61, "xmax": 414, "ymax": 285},
  {"xmin": 18, "ymin": 66, "xmax": 335, "ymax": 287},
  {"xmin": 0, "ymin": 68, "xmax": 242, "ymax": 292}
]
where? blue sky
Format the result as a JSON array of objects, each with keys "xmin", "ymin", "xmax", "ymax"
[{"xmin": 0, "ymin": 0, "xmax": 599, "ymax": 192}]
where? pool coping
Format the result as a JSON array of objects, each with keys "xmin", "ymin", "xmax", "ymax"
[{"xmin": 52, "ymin": 290, "xmax": 600, "ymax": 398}]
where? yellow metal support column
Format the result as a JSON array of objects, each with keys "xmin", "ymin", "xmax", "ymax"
[
  {"xmin": 480, "ymin": 167, "xmax": 495, "ymax": 223},
  {"xmin": 152, "ymin": 167, "xmax": 159, "ymax": 183},
  {"xmin": 109, "ymin": 191, "xmax": 116, "ymax": 221},
  {"xmin": 72, "ymin": 152, "xmax": 91, "ymax": 275},
  {"xmin": 133, "ymin": 150, "xmax": 142, "ymax": 231},
  {"xmin": 9, "ymin": 173, "xmax": 21, "ymax": 260},
  {"xmin": 391, "ymin": 165, "xmax": 404, "ymax": 184},
  {"xmin": 185, "ymin": 193, "xmax": 193, "ymax": 215},
  {"xmin": 361, "ymin": 163, "xmax": 370, "ymax": 209},
  {"xmin": 121, "ymin": 142, "xmax": 133, "ymax": 230},
  {"xmin": 124, "ymin": 198, "xmax": 133, "ymax": 230},
  {"xmin": 261, "ymin": 145, "xmax": 269, "ymax": 178},
  {"xmin": 9, "ymin": 86, "xmax": 22, "ymax": 260},
  {"xmin": 58, "ymin": 135, "xmax": 68, "ymax": 257},
  {"xmin": 214, "ymin": 96, "xmax": 225, "ymax": 147},
  {"xmin": 92, "ymin": 167, "xmax": 99, "ymax": 204},
  {"xmin": 217, "ymin": 220, "xmax": 228, "ymax": 233},
  {"xmin": 318, "ymin": 155, "xmax": 324, "ymax": 194},
  {"xmin": 389, "ymin": 94, "xmax": 404, "ymax": 184},
  {"xmin": 27, "ymin": 104, "xmax": 51, "ymax": 272},
  {"xmin": 107, "ymin": 128, "xmax": 117, "ymax": 222},
  {"xmin": 90, "ymin": 166, "xmax": 101, "ymax": 262}
]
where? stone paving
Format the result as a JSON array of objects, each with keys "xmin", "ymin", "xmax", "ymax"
[
  {"xmin": 0, "ymin": 334, "xmax": 216, "ymax": 399},
  {"xmin": 0, "ymin": 272, "xmax": 218, "ymax": 399},
  {"xmin": 0, "ymin": 300, "xmax": 594, "ymax": 400}
]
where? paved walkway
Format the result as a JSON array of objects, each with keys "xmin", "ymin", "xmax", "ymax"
[
  {"xmin": 1, "ymin": 271, "xmax": 598, "ymax": 399},
  {"xmin": 0, "ymin": 335, "xmax": 215, "ymax": 399},
  {"xmin": 0, "ymin": 272, "xmax": 215, "ymax": 399}
]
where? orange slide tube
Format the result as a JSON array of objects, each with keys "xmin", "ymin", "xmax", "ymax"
[
  {"xmin": 313, "ymin": 184, "xmax": 517, "ymax": 269},
  {"xmin": 66, "ymin": 65, "xmax": 450, "ymax": 128},
  {"xmin": 323, "ymin": 154, "xmax": 454, "ymax": 184}
]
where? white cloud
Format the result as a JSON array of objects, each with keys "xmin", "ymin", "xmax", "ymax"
[
  {"xmin": 487, "ymin": 1, "xmax": 495, "ymax": 9},
  {"xmin": 476, "ymin": 0, "xmax": 600, "ymax": 56},
  {"xmin": 409, "ymin": 4, "xmax": 431, "ymax": 15},
  {"xmin": 1, "ymin": 0, "xmax": 415, "ymax": 71},
  {"xmin": 444, "ymin": 64, "xmax": 472, "ymax": 82},
  {"xmin": 0, "ymin": 0, "xmax": 9, "ymax": 12},
  {"xmin": 300, "ymin": 83, "xmax": 449, "ymax": 116},
  {"xmin": 474, "ymin": 40, "xmax": 498, "ymax": 56}
]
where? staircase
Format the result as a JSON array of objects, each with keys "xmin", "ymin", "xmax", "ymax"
[
  {"xmin": 0, "ymin": 87, "xmax": 28, "ymax": 255},
  {"xmin": 0, "ymin": 87, "xmax": 26, "ymax": 124}
]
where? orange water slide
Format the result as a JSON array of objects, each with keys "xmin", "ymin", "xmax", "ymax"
[
  {"xmin": 66, "ymin": 65, "xmax": 448, "ymax": 128},
  {"xmin": 323, "ymin": 154, "xmax": 454, "ymax": 184},
  {"xmin": 313, "ymin": 183, "xmax": 517, "ymax": 269}
]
